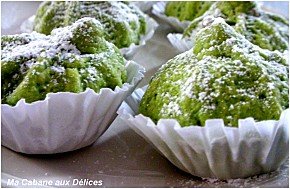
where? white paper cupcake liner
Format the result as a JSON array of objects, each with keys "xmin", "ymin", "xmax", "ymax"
[
  {"xmin": 20, "ymin": 15, "xmax": 34, "ymax": 33},
  {"xmin": 132, "ymin": 1, "xmax": 156, "ymax": 13},
  {"xmin": 118, "ymin": 87, "xmax": 289, "ymax": 179},
  {"xmin": 167, "ymin": 33, "xmax": 193, "ymax": 53},
  {"xmin": 152, "ymin": 1, "xmax": 191, "ymax": 32},
  {"xmin": 120, "ymin": 15, "xmax": 159, "ymax": 59},
  {"xmin": 20, "ymin": 15, "xmax": 159, "ymax": 59},
  {"xmin": 1, "ymin": 61, "xmax": 145, "ymax": 154}
]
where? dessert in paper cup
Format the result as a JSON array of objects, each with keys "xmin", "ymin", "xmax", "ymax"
[
  {"xmin": 152, "ymin": 1, "xmax": 212, "ymax": 32},
  {"xmin": 1, "ymin": 18, "xmax": 145, "ymax": 154},
  {"xmin": 118, "ymin": 18, "xmax": 289, "ymax": 179},
  {"xmin": 166, "ymin": 1, "xmax": 289, "ymax": 53},
  {"xmin": 20, "ymin": 1, "xmax": 159, "ymax": 59}
]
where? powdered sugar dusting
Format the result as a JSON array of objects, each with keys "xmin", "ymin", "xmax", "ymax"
[
  {"xmin": 34, "ymin": 1, "xmax": 146, "ymax": 48},
  {"xmin": 184, "ymin": 2, "xmax": 289, "ymax": 52},
  {"xmin": 143, "ymin": 17, "xmax": 288, "ymax": 126},
  {"xmin": 2, "ymin": 17, "xmax": 110, "ymax": 75},
  {"xmin": 2, "ymin": 17, "xmax": 127, "ymax": 105}
]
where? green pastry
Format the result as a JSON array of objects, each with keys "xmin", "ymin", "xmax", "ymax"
[
  {"xmin": 139, "ymin": 18, "xmax": 288, "ymax": 127},
  {"xmin": 33, "ymin": 1, "xmax": 146, "ymax": 48},
  {"xmin": 165, "ymin": 1, "xmax": 213, "ymax": 21},
  {"xmin": 2, "ymin": 18, "xmax": 127, "ymax": 106},
  {"xmin": 183, "ymin": 1, "xmax": 289, "ymax": 52}
]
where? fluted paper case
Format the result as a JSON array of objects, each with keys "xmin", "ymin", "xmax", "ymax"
[
  {"xmin": 118, "ymin": 88, "xmax": 289, "ymax": 179},
  {"xmin": 1, "ymin": 61, "xmax": 145, "ymax": 154},
  {"xmin": 152, "ymin": 2, "xmax": 191, "ymax": 32}
]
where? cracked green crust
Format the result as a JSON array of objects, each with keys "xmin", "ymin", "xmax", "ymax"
[
  {"xmin": 34, "ymin": 1, "xmax": 146, "ymax": 48},
  {"xmin": 165, "ymin": 1, "xmax": 213, "ymax": 21},
  {"xmin": 2, "ymin": 18, "xmax": 127, "ymax": 106},
  {"xmin": 139, "ymin": 19, "xmax": 288, "ymax": 127},
  {"xmin": 183, "ymin": 1, "xmax": 289, "ymax": 52}
]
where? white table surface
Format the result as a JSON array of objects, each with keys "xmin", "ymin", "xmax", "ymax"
[{"xmin": 1, "ymin": 1, "xmax": 289, "ymax": 188}]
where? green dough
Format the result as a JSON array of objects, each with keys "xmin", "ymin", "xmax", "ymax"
[
  {"xmin": 1, "ymin": 18, "xmax": 127, "ymax": 106},
  {"xmin": 34, "ymin": 1, "xmax": 146, "ymax": 48},
  {"xmin": 165, "ymin": 1, "xmax": 213, "ymax": 21},
  {"xmin": 139, "ymin": 18, "xmax": 288, "ymax": 127},
  {"xmin": 183, "ymin": 1, "xmax": 289, "ymax": 52}
]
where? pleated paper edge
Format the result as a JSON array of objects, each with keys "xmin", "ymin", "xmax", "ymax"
[
  {"xmin": 167, "ymin": 33, "xmax": 193, "ymax": 53},
  {"xmin": 117, "ymin": 87, "xmax": 289, "ymax": 179},
  {"xmin": 1, "ymin": 61, "xmax": 145, "ymax": 154},
  {"xmin": 120, "ymin": 15, "xmax": 159, "ymax": 59},
  {"xmin": 131, "ymin": 1, "xmax": 156, "ymax": 13},
  {"xmin": 152, "ymin": 1, "xmax": 191, "ymax": 33}
]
